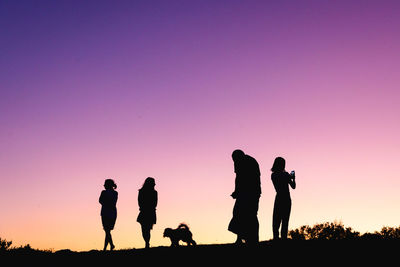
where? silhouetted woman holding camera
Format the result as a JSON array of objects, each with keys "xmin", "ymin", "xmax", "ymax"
[
  {"xmin": 271, "ymin": 157, "xmax": 296, "ymax": 240},
  {"xmin": 137, "ymin": 177, "xmax": 158, "ymax": 248},
  {"xmin": 99, "ymin": 179, "xmax": 118, "ymax": 251}
]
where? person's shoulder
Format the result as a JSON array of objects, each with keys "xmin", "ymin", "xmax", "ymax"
[
  {"xmin": 280, "ymin": 172, "xmax": 291, "ymax": 181},
  {"xmin": 245, "ymin": 154, "xmax": 255, "ymax": 160},
  {"xmin": 245, "ymin": 155, "xmax": 258, "ymax": 164},
  {"xmin": 272, "ymin": 171, "xmax": 287, "ymax": 179}
]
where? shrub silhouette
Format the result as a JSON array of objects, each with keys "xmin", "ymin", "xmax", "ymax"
[
  {"xmin": 0, "ymin": 238, "xmax": 12, "ymax": 251},
  {"xmin": 289, "ymin": 222, "xmax": 360, "ymax": 240},
  {"xmin": 289, "ymin": 222, "xmax": 400, "ymax": 241},
  {"xmin": 377, "ymin": 226, "xmax": 400, "ymax": 239}
]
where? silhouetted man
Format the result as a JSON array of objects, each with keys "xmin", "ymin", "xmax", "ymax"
[{"xmin": 228, "ymin": 149, "xmax": 261, "ymax": 245}]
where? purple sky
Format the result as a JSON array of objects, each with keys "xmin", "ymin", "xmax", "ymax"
[{"xmin": 1, "ymin": 0, "xmax": 400, "ymax": 251}]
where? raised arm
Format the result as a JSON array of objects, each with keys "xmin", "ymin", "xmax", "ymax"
[{"xmin": 289, "ymin": 174, "xmax": 296, "ymax": 189}]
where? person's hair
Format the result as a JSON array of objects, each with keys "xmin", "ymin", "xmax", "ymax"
[
  {"xmin": 141, "ymin": 177, "xmax": 155, "ymax": 190},
  {"xmin": 104, "ymin": 179, "xmax": 117, "ymax": 190},
  {"xmin": 271, "ymin": 157, "xmax": 286, "ymax": 173},
  {"xmin": 232, "ymin": 149, "xmax": 245, "ymax": 161}
]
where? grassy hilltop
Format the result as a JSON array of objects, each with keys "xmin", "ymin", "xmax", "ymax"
[
  {"xmin": 2, "ymin": 222, "xmax": 400, "ymax": 266},
  {"xmin": 2, "ymin": 240, "xmax": 399, "ymax": 266}
]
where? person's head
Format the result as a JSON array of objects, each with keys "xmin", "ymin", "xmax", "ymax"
[
  {"xmin": 104, "ymin": 179, "xmax": 117, "ymax": 190},
  {"xmin": 271, "ymin": 157, "xmax": 286, "ymax": 173},
  {"xmin": 142, "ymin": 177, "xmax": 156, "ymax": 190},
  {"xmin": 232, "ymin": 149, "xmax": 245, "ymax": 162}
]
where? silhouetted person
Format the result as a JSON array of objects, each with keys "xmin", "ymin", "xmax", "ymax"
[
  {"xmin": 137, "ymin": 177, "xmax": 158, "ymax": 248},
  {"xmin": 271, "ymin": 157, "xmax": 296, "ymax": 240},
  {"xmin": 228, "ymin": 149, "xmax": 261, "ymax": 245},
  {"xmin": 99, "ymin": 179, "xmax": 118, "ymax": 251}
]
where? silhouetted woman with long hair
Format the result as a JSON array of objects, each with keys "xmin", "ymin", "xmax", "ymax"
[
  {"xmin": 99, "ymin": 179, "xmax": 118, "ymax": 251},
  {"xmin": 271, "ymin": 157, "xmax": 296, "ymax": 240},
  {"xmin": 137, "ymin": 177, "xmax": 158, "ymax": 248}
]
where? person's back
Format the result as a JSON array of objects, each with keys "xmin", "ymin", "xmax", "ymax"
[
  {"xmin": 244, "ymin": 155, "xmax": 261, "ymax": 197},
  {"xmin": 234, "ymin": 154, "xmax": 261, "ymax": 198},
  {"xmin": 138, "ymin": 188, "xmax": 157, "ymax": 211},
  {"xmin": 100, "ymin": 189, "xmax": 118, "ymax": 218}
]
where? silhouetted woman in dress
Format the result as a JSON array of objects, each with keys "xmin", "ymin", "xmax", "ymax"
[
  {"xmin": 228, "ymin": 149, "xmax": 261, "ymax": 245},
  {"xmin": 99, "ymin": 179, "xmax": 118, "ymax": 251},
  {"xmin": 271, "ymin": 157, "xmax": 296, "ymax": 240},
  {"xmin": 137, "ymin": 177, "xmax": 158, "ymax": 248}
]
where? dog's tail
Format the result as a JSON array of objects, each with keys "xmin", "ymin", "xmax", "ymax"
[{"xmin": 178, "ymin": 223, "xmax": 190, "ymax": 230}]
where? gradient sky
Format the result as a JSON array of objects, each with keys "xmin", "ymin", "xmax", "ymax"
[{"xmin": 1, "ymin": 0, "xmax": 400, "ymax": 251}]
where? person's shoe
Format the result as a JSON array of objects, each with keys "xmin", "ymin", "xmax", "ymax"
[{"xmin": 235, "ymin": 238, "xmax": 243, "ymax": 245}]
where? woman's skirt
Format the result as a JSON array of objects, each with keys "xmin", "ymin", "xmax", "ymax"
[
  {"xmin": 137, "ymin": 209, "xmax": 157, "ymax": 229},
  {"xmin": 228, "ymin": 197, "xmax": 259, "ymax": 241},
  {"xmin": 101, "ymin": 215, "xmax": 116, "ymax": 231}
]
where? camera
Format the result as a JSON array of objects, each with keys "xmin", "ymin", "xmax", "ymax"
[{"xmin": 290, "ymin": 170, "xmax": 295, "ymax": 176}]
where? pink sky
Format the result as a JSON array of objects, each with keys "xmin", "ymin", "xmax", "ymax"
[{"xmin": 1, "ymin": 1, "xmax": 400, "ymax": 251}]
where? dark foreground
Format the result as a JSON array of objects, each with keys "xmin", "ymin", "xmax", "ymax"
[{"xmin": 2, "ymin": 240, "xmax": 399, "ymax": 266}]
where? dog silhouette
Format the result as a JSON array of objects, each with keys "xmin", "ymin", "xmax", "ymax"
[{"xmin": 163, "ymin": 223, "xmax": 197, "ymax": 247}]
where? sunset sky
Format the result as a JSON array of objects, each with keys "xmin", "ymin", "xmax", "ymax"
[{"xmin": 1, "ymin": 0, "xmax": 400, "ymax": 251}]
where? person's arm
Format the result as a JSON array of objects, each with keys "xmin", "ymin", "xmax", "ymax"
[
  {"xmin": 256, "ymin": 175, "xmax": 261, "ymax": 196},
  {"xmin": 289, "ymin": 173, "xmax": 296, "ymax": 189},
  {"xmin": 255, "ymin": 160, "xmax": 261, "ymax": 196},
  {"xmin": 231, "ymin": 163, "xmax": 239, "ymax": 198},
  {"xmin": 154, "ymin": 191, "xmax": 158, "ymax": 208},
  {"xmin": 271, "ymin": 174, "xmax": 279, "ymax": 193},
  {"xmin": 231, "ymin": 176, "xmax": 239, "ymax": 199},
  {"xmin": 138, "ymin": 190, "xmax": 143, "ymax": 209},
  {"xmin": 99, "ymin": 191, "xmax": 105, "ymax": 205},
  {"xmin": 114, "ymin": 191, "xmax": 118, "ymax": 205}
]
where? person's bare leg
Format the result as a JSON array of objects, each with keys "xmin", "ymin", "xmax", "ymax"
[
  {"xmin": 104, "ymin": 230, "xmax": 110, "ymax": 251},
  {"xmin": 141, "ymin": 225, "xmax": 151, "ymax": 248}
]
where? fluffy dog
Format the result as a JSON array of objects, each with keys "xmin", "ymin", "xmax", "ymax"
[{"xmin": 163, "ymin": 223, "xmax": 197, "ymax": 247}]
